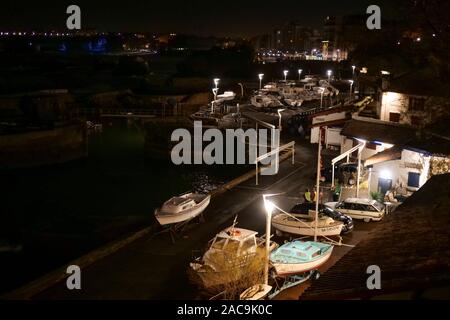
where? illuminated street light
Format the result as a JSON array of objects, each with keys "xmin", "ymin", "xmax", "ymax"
[
  {"xmin": 283, "ymin": 70, "xmax": 288, "ymax": 82},
  {"xmin": 327, "ymin": 69, "xmax": 332, "ymax": 82},
  {"xmin": 298, "ymin": 69, "xmax": 303, "ymax": 81},
  {"xmin": 258, "ymin": 73, "xmax": 264, "ymax": 90},
  {"xmin": 352, "ymin": 65, "xmax": 356, "ymax": 76},
  {"xmin": 213, "ymin": 78, "xmax": 220, "ymax": 89},
  {"xmin": 349, "ymin": 80, "xmax": 354, "ymax": 100}
]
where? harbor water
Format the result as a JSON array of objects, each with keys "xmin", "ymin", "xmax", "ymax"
[{"xmin": 0, "ymin": 118, "xmax": 249, "ymax": 294}]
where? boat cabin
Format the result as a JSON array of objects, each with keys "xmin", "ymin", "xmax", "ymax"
[
  {"xmin": 272, "ymin": 241, "xmax": 329, "ymax": 263},
  {"xmin": 209, "ymin": 227, "xmax": 258, "ymax": 256},
  {"xmin": 162, "ymin": 196, "xmax": 196, "ymax": 214}
]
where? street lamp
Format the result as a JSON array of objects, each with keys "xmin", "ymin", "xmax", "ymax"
[
  {"xmin": 213, "ymin": 78, "xmax": 220, "ymax": 89},
  {"xmin": 298, "ymin": 69, "xmax": 303, "ymax": 81},
  {"xmin": 211, "ymin": 88, "xmax": 218, "ymax": 113},
  {"xmin": 283, "ymin": 70, "xmax": 288, "ymax": 82},
  {"xmin": 320, "ymin": 87, "xmax": 325, "ymax": 108},
  {"xmin": 258, "ymin": 73, "xmax": 264, "ymax": 90},
  {"xmin": 349, "ymin": 80, "xmax": 354, "ymax": 100},
  {"xmin": 277, "ymin": 108, "xmax": 285, "ymax": 131},
  {"xmin": 352, "ymin": 65, "xmax": 356, "ymax": 76},
  {"xmin": 327, "ymin": 69, "xmax": 332, "ymax": 82},
  {"xmin": 262, "ymin": 194, "xmax": 276, "ymax": 285}
]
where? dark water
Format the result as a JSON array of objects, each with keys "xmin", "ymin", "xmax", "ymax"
[{"xmin": 0, "ymin": 118, "xmax": 249, "ymax": 294}]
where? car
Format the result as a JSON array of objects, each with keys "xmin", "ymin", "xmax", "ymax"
[
  {"xmin": 290, "ymin": 202, "xmax": 354, "ymax": 234},
  {"xmin": 325, "ymin": 198, "xmax": 385, "ymax": 222}
]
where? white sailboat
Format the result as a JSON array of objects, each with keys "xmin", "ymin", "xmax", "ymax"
[
  {"xmin": 271, "ymin": 213, "xmax": 343, "ymax": 237},
  {"xmin": 154, "ymin": 192, "xmax": 210, "ymax": 226}
]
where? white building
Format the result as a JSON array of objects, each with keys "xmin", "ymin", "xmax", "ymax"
[{"xmin": 340, "ymin": 117, "xmax": 450, "ymax": 196}]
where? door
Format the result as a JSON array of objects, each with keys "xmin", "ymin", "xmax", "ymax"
[{"xmin": 378, "ymin": 178, "xmax": 392, "ymax": 196}]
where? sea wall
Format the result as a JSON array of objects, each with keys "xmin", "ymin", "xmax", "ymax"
[{"xmin": 0, "ymin": 123, "xmax": 87, "ymax": 169}]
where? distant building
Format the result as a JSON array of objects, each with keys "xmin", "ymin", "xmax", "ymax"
[
  {"xmin": 271, "ymin": 21, "xmax": 317, "ymax": 53},
  {"xmin": 322, "ymin": 15, "xmax": 367, "ymax": 61}
]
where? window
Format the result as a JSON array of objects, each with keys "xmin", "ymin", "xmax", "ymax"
[
  {"xmin": 389, "ymin": 112, "xmax": 400, "ymax": 122},
  {"xmin": 409, "ymin": 97, "xmax": 425, "ymax": 111},
  {"xmin": 408, "ymin": 172, "xmax": 420, "ymax": 188}
]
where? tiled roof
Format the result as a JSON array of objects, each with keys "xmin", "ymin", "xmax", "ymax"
[{"xmin": 301, "ymin": 173, "xmax": 450, "ymax": 300}]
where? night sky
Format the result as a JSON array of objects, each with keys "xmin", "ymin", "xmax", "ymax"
[{"xmin": 1, "ymin": 0, "xmax": 393, "ymax": 37}]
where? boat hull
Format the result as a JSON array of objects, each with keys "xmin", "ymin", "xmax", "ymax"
[
  {"xmin": 155, "ymin": 195, "xmax": 210, "ymax": 225},
  {"xmin": 272, "ymin": 214, "xmax": 343, "ymax": 237},
  {"xmin": 272, "ymin": 246, "xmax": 333, "ymax": 277}
]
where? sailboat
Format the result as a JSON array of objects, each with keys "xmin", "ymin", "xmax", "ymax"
[
  {"xmin": 271, "ymin": 213, "xmax": 344, "ymax": 237},
  {"xmin": 154, "ymin": 192, "xmax": 210, "ymax": 226}
]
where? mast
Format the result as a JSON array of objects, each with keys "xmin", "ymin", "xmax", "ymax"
[{"xmin": 315, "ymin": 127, "xmax": 322, "ymax": 241}]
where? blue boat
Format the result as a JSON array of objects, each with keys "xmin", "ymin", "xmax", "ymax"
[{"xmin": 270, "ymin": 241, "xmax": 333, "ymax": 276}]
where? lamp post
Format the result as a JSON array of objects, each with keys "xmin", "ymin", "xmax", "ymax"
[
  {"xmin": 213, "ymin": 78, "xmax": 220, "ymax": 89},
  {"xmin": 277, "ymin": 108, "xmax": 285, "ymax": 131},
  {"xmin": 211, "ymin": 88, "xmax": 218, "ymax": 113},
  {"xmin": 349, "ymin": 80, "xmax": 354, "ymax": 100},
  {"xmin": 283, "ymin": 70, "xmax": 288, "ymax": 82},
  {"xmin": 262, "ymin": 195, "xmax": 275, "ymax": 285},
  {"xmin": 258, "ymin": 73, "xmax": 264, "ymax": 90},
  {"xmin": 327, "ymin": 69, "xmax": 332, "ymax": 82},
  {"xmin": 352, "ymin": 65, "xmax": 356, "ymax": 77},
  {"xmin": 320, "ymin": 87, "xmax": 325, "ymax": 108},
  {"xmin": 238, "ymin": 83, "xmax": 244, "ymax": 97},
  {"xmin": 298, "ymin": 69, "xmax": 303, "ymax": 81}
]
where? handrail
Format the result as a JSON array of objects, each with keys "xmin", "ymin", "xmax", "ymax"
[{"xmin": 255, "ymin": 141, "xmax": 295, "ymax": 163}]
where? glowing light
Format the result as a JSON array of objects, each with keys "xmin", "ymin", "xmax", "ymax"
[
  {"xmin": 264, "ymin": 200, "xmax": 275, "ymax": 215},
  {"xmin": 379, "ymin": 170, "xmax": 392, "ymax": 180}
]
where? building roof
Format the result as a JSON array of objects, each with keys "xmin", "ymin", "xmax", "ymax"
[
  {"xmin": 364, "ymin": 146, "xmax": 402, "ymax": 166},
  {"xmin": 301, "ymin": 173, "xmax": 450, "ymax": 300},
  {"xmin": 387, "ymin": 71, "xmax": 450, "ymax": 98},
  {"xmin": 342, "ymin": 118, "xmax": 415, "ymax": 144},
  {"xmin": 342, "ymin": 118, "xmax": 450, "ymax": 156}
]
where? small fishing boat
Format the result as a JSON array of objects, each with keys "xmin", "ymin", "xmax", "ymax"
[
  {"xmin": 154, "ymin": 192, "xmax": 210, "ymax": 226},
  {"xmin": 239, "ymin": 284, "xmax": 272, "ymax": 300},
  {"xmin": 271, "ymin": 213, "xmax": 344, "ymax": 237},
  {"xmin": 188, "ymin": 220, "xmax": 278, "ymax": 293},
  {"xmin": 270, "ymin": 241, "xmax": 333, "ymax": 277}
]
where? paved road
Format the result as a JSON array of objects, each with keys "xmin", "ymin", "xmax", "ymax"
[{"xmin": 32, "ymin": 140, "xmax": 372, "ymax": 300}]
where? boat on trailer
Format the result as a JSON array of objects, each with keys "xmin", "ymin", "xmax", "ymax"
[
  {"xmin": 271, "ymin": 213, "xmax": 344, "ymax": 237},
  {"xmin": 154, "ymin": 192, "xmax": 210, "ymax": 226},
  {"xmin": 270, "ymin": 240, "xmax": 333, "ymax": 277},
  {"xmin": 188, "ymin": 221, "xmax": 278, "ymax": 293}
]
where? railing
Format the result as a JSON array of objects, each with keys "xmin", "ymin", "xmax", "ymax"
[{"xmin": 254, "ymin": 141, "xmax": 295, "ymax": 185}]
